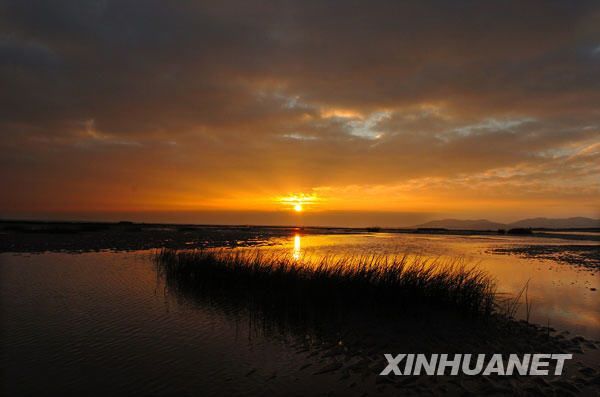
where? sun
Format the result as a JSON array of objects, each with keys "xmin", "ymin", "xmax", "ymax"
[{"xmin": 277, "ymin": 193, "xmax": 319, "ymax": 213}]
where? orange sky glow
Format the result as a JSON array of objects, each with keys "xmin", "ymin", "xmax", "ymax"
[{"xmin": 1, "ymin": 2, "xmax": 599, "ymax": 226}]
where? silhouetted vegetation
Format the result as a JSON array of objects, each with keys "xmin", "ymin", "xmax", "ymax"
[
  {"xmin": 155, "ymin": 250, "xmax": 497, "ymax": 329},
  {"xmin": 508, "ymin": 228, "xmax": 533, "ymax": 235}
]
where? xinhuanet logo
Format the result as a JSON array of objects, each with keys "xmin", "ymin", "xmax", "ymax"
[{"xmin": 380, "ymin": 353, "xmax": 573, "ymax": 376}]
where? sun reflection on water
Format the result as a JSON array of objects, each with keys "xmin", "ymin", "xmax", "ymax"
[{"xmin": 293, "ymin": 234, "xmax": 301, "ymax": 260}]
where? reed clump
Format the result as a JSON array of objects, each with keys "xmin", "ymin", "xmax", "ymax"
[{"xmin": 155, "ymin": 249, "xmax": 496, "ymax": 320}]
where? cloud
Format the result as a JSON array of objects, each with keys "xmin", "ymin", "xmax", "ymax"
[{"xmin": 1, "ymin": 0, "xmax": 599, "ymax": 222}]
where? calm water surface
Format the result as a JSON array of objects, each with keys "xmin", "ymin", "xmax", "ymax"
[
  {"xmin": 1, "ymin": 232, "xmax": 598, "ymax": 395},
  {"xmin": 1, "ymin": 251, "xmax": 343, "ymax": 396},
  {"xmin": 259, "ymin": 233, "xmax": 599, "ymax": 337}
]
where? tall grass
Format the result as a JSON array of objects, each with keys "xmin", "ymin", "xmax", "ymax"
[{"xmin": 155, "ymin": 249, "xmax": 496, "ymax": 324}]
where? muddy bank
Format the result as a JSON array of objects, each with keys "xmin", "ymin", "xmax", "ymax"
[
  {"xmin": 169, "ymin": 293, "xmax": 600, "ymax": 396},
  {"xmin": 0, "ymin": 221, "xmax": 326, "ymax": 253},
  {"xmin": 491, "ymin": 245, "xmax": 600, "ymax": 271},
  {"xmin": 3, "ymin": 220, "xmax": 598, "ymax": 254},
  {"xmin": 279, "ymin": 320, "xmax": 600, "ymax": 396}
]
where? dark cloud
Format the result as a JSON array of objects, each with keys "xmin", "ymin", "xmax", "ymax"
[{"xmin": 1, "ymin": 0, "xmax": 599, "ymax": 223}]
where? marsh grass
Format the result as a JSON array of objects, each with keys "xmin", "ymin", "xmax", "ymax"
[
  {"xmin": 155, "ymin": 249, "xmax": 497, "ymax": 332},
  {"xmin": 497, "ymin": 278, "xmax": 533, "ymax": 322}
]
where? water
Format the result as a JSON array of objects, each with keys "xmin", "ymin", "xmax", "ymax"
[
  {"xmin": 0, "ymin": 251, "xmax": 342, "ymax": 396},
  {"xmin": 1, "ymin": 232, "xmax": 598, "ymax": 395},
  {"xmin": 259, "ymin": 233, "xmax": 599, "ymax": 338}
]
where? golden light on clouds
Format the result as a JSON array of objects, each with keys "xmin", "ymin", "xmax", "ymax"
[
  {"xmin": 1, "ymin": 2, "xmax": 599, "ymax": 226},
  {"xmin": 320, "ymin": 108, "xmax": 363, "ymax": 119},
  {"xmin": 277, "ymin": 193, "xmax": 320, "ymax": 212}
]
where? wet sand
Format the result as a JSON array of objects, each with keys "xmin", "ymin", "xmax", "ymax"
[
  {"xmin": 276, "ymin": 321, "xmax": 600, "ymax": 396},
  {"xmin": 491, "ymin": 244, "xmax": 600, "ymax": 272},
  {"xmin": 2, "ymin": 220, "xmax": 597, "ymax": 253}
]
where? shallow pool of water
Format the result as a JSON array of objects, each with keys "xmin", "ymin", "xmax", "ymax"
[{"xmin": 0, "ymin": 251, "xmax": 347, "ymax": 396}]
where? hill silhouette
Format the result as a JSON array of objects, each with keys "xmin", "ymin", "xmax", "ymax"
[{"xmin": 414, "ymin": 217, "xmax": 599, "ymax": 230}]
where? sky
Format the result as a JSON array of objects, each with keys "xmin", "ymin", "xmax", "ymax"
[{"xmin": 1, "ymin": 1, "xmax": 599, "ymax": 227}]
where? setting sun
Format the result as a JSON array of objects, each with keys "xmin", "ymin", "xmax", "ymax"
[{"xmin": 277, "ymin": 193, "xmax": 319, "ymax": 213}]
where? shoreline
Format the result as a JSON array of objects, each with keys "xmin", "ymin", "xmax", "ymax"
[{"xmin": 1, "ymin": 220, "xmax": 598, "ymax": 254}]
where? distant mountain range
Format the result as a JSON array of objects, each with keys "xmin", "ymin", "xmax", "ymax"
[{"xmin": 413, "ymin": 217, "xmax": 600, "ymax": 230}]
